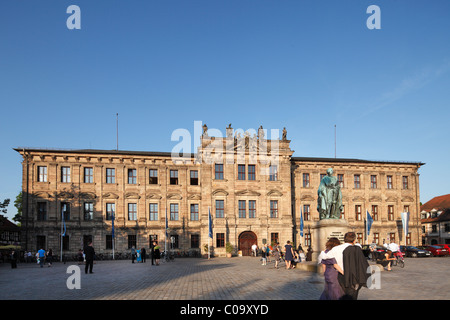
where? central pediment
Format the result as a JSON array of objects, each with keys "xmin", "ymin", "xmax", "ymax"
[{"xmin": 235, "ymin": 189, "xmax": 261, "ymax": 196}]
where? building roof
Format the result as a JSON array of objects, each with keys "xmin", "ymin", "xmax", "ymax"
[
  {"xmin": 14, "ymin": 147, "xmax": 425, "ymax": 166},
  {"xmin": 0, "ymin": 215, "xmax": 20, "ymax": 232},
  {"xmin": 421, "ymin": 194, "xmax": 450, "ymax": 212},
  {"xmin": 291, "ymin": 156, "xmax": 424, "ymax": 166}
]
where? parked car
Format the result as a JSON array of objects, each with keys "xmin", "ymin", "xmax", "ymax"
[
  {"xmin": 400, "ymin": 245, "xmax": 431, "ymax": 258},
  {"xmin": 421, "ymin": 245, "xmax": 449, "ymax": 257},
  {"xmin": 361, "ymin": 245, "xmax": 386, "ymax": 260},
  {"xmin": 437, "ymin": 244, "xmax": 450, "ymax": 253}
]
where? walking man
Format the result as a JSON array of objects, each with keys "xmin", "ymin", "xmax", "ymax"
[{"xmin": 84, "ymin": 241, "xmax": 95, "ymax": 274}]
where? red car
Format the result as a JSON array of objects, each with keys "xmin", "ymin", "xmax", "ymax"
[
  {"xmin": 423, "ymin": 245, "xmax": 449, "ymax": 257},
  {"xmin": 437, "ymin": 244, "xmax": 450, "ymax": 253}
]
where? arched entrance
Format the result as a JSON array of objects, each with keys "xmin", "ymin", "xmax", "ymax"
[{"xmin": 239, "ymin": 231, "xmax": 257, "ymax": 256}]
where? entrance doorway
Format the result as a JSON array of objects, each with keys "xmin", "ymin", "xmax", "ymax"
[{"xmin": 239, "ymin": 231, "xmax": 257, "ymax": 256}]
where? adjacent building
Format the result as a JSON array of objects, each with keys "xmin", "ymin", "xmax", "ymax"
[
  {"xmin": 14, "ymin": 125, "xmax": 424, "ymax": 257},
  {"xmin": 420, "ymin": 194, "xmax": 450, "ymax": 245}
]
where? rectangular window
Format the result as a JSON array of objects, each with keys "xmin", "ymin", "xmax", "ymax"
[
  {"xmin": 37, "ymin": 202, "xmax": 47, "ymax": 221},
  {"xmin": 320, "ymin": 173, "xmax": 326, "ymax": 181},
  {"xmin": 190, "ymin": 170, "xmax": 199, "ymax": 185},
  {"xmin": 215, "ymin": 200, "xmax": 224, "ymax": 218},
  {"xmin": 106, "ymin": 168, "xmax": 115, "ymax": 184},
  {"xmin": 170, "ymin": 170, "xmax": 178, "ymax": 185},
  {"xmin": 37, "ymin": 166, "xmax": 47, "ymax": 182},
  {"xmin": 216, "ymin": 233, "xmax": 225, "ymax": 248},
  {"xmin": 338, "ymin": 174, "xmax": 344, "ymax": 188},
  {"xmin": 387, "ymin": 175, "xmax": 393, "ymax": 189},
  {"xmin": 84, "ymin": 167, "xmax": 93, "ymax": 183},
  {"xmin": 270, "ymin": 200, "xmax": 278, "ymax": 218},
  {"xmin": 371, "ymin": 175, "xmax": 377, "ymax": 189},
  {"xmin": 170, "ymin": 235, "xmax": 179, "ymax": 249},
  {"xmin": 128, "ymin": 169, "xmax": 137, "ymax": 184},
  {"xmin": 106, "ymin": 203, "xmax": 115, "ymax": 220},
  {"xmin": 149, "ymin": 169, "xmax": 158, "ymax": 184},
  {"xmin": 128, "ymin": 203, "xmax": 137, "ymax": 221},
  {"xmin": 106, "ymin": 235, "xmax": 113, "ymax": 250},
  {"xmin": 271, "ymin": 233, "xmax": 279, "ymax": 246},
  {"xmin": 248, "ymin": 165, "xmax": 256, "ymax": 180},
  {"xmin": 61, "ymin": 202, "xmax": 70, "ymax": 221},
  {"xmin": 372, "ymin": 205, "xmax": 378, "ymax": 221},
  {"xmin": 249, "ymin": 200, "xmax": 256, "ymax": 218},
  {"xmin": 238, "ymin": 164, "xmax": 246, "ymax": 180},
  {"xmin": 215, "ymin": 164, "xmax": 223, "ymax": 180},
  {"xmin": 388, "ymin": 205, "xmax": 394, "ymax": 221},
  {"xmin": 354, "ymin": 174, "xmax": 361, "ymax": 189},
  {"xmin": 61, "ymin": 166, "xmax": 71, "ymax": 183},
  {"xmin": 269, "ymin": 165, "xmax": 278, "ymax": 181},
  {"xmin": 190, "ymin": 204, "xmax": 199, "ymax": 221},
  {"xmin": 355, "ymin": 205, "xmax": 362, "ymax": 221},
  {"xmin": 84, "ymin": 202, "xmax": 94, "ymax": 220},
  {"xmin": 303, "ymin": 204, "xmax": 310, "ymax": 221},
  {"xmin": 402, "ymin": 176, "xmax": 409, "ymax": 189},
  {"xmin": 191, "ymin": 234, "xmax": 200, "ymax": 248},
  {"xmin": 170, "ymin": 203, "xmax": 179, "ymax": 221},
  {"xmin": 149, "ymin": 203, "xmax": 158, "ymax": 221},
  {"xmin": 305, "ymin": 233, "xmax": 311, "ymax": 247},
  {"xmin": 128, "ymin": 235, "xmax": 136, "ymax": 249},
  {"xmin": 238, "ymin": 200, "xmax": 246, "ymax": 218},
  {"xmin": 302, "ymin": 173, "xmax": 310, "ymax": 187}
]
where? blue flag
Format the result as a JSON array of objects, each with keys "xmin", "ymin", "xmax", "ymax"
[
  {"xmin": 209, "ymin": 208, "xmax": 213, "ymax": 239},
  {"xmin": 300, "ymin": 208, "xmax": 304, "ymax": 237},
  {"xmin": 366, "ymin": 210, "xmax": 373, "ymax": 236}
]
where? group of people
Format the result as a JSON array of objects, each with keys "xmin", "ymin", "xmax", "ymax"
[
  {"xmin": 318, "ymin": 232, "xmax": 370, "ymax": 300},
  {"xmin": 3, "ymin": 248, "xmax": 54, "ymax": 268},
  {"xmin": 369, "ymin": 239, "xmax": 400, "ymax": 271},
  {"xmin": 130, "ymin": 242, "xmax": 162, "ymax": 265},
  {"xmin": 254, "ymin": 241, "xmax": 314, "ymax": 269}
]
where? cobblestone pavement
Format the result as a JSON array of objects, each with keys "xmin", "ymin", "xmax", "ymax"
[{"xmin": 1, "ymin": 256, "xmax": 449, "ymax": 301}]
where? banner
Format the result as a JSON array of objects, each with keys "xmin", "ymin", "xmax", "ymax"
[
  {"xmin": 401, "ymin": 211, "xmax": 410, "ymax": 236},
  {"xmin": 300, "ymin": 208, "xmax": 304, "ymax": 237},
  {"xmin": 366, "ymin": 210, "xmax": 373, "ymax": 236},
  {"xmin": 209, "ymin": 207, "xmax": 213, "ymax": 238}
]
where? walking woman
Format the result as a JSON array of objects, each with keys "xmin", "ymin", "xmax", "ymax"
[{"xmin": 284, "ymin": 241, "xmax": 295, "ymax": 269}]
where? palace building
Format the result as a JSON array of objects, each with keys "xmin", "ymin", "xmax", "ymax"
[{"xmin": 14, "ymin": 125, "xmax": 424, "ymax": 257}]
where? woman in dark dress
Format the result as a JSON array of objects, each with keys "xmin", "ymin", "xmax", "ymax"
[
  {"xmin": 154, "ymin": 244, "xmax": 161, "ymax": 265},
  {"xmin": 284, "ymin": 241, "xmax": 295, "ymax": 269},
  {"xmin": 318, "ymin": 238, "xmax": 345, "ymax": 300}
]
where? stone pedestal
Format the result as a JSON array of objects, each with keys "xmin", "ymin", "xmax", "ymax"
[{"xmin": 310, "ymin": 219, "xmax": 349, "ymax": 261}]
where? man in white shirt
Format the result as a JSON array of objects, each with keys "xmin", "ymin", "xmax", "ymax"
[
  {"xmin": 318, "ymin": 232, "xmax": 369, "ymax": 299},
  {"xmin": 251, "ymin": 244, "xmax": 257, "ymax": 257},
  {"xmin": 318, "ymin": 236, "xmax": 352, "ymax": 272},
  {"xmin": 388, "ymin": 240, "xmax": 399, "ymax": 253}
]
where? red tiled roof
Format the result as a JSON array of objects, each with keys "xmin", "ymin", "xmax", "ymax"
[{"xmin": 420, "ymin": 194, "xmax": 450, "ymax": 212}]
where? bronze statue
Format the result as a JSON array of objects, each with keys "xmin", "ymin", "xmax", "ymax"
[{"xmin": 317, "ymin": 168, "xmax": 343, "ymax": 220}]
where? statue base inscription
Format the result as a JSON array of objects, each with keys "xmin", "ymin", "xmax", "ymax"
[{"xmin": 310, "ymin": 219, "xmax": 349, "ymax": 261}]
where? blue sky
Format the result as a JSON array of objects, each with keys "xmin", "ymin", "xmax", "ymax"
[{"xmin": 1, "ymin": 0, "xmax": 449, "ymax": 221}]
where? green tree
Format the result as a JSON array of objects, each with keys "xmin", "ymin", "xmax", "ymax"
[
  {"xmin": 0, "ymin": 198, "xmax": 10, "ymax": 215},
  {"xmin": 13, "ymin": 192, "xmax": 22, "ymax": 225}
]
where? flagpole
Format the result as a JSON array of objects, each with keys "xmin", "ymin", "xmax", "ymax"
[
  {"xmin": 112, "ymin": 210, "xmax": 115, "ymax": 260},
  {"xmin": 60, "ymin": 209, "xmax": 63, "ymax": 262},
  {"xmin": 208, "ymin": 207, "xmax": 211, "ymax": 260}
]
